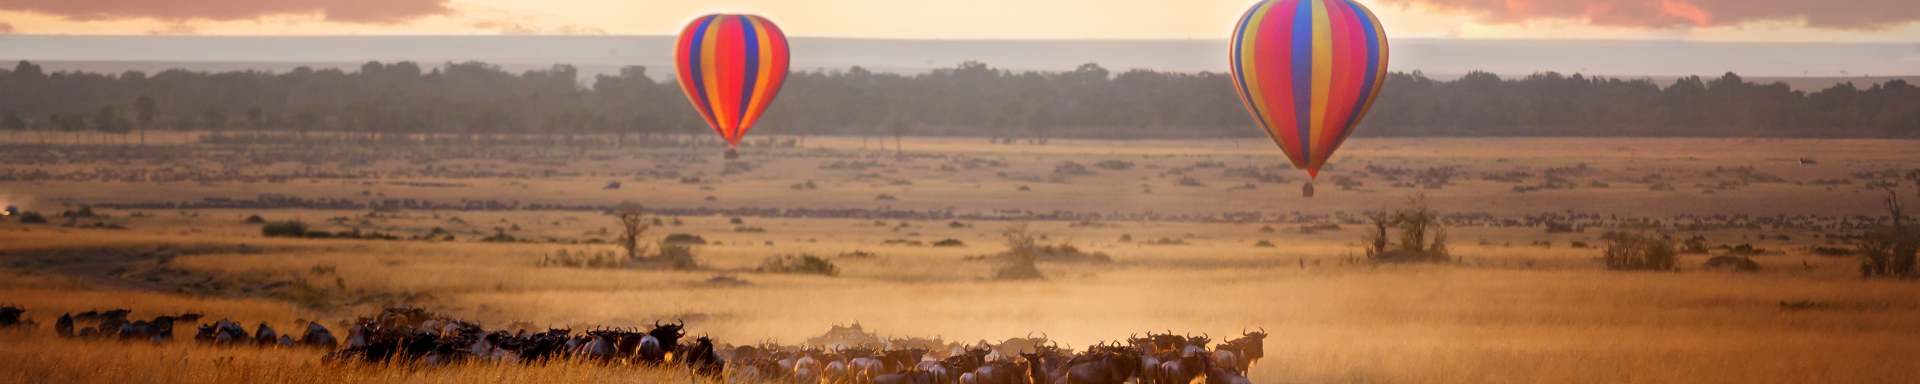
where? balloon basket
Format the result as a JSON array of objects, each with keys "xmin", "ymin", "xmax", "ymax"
[
  {"xmin": 724, "ymin": 149, "xmax": 740, "ymax": 160},
  {"xmin": 1302, "ymin": 182, "xmax": 1316, "ymax": 198}
]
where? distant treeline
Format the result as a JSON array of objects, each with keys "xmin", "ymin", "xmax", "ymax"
[{"xmin": 1, "ymin": 60, "xmax": 1915, "ymax": 141}]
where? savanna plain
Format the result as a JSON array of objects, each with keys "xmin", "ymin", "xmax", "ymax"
[{"xmin": 2, "ymin": 136, "xmax": 1918, "ymax": 383}]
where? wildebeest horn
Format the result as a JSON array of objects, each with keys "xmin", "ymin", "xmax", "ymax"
[
  {"xmin": 1259, "ymin": 326, "xmax": 1266, "ymax": 334},
  {"xmin": 1026, "ymin": 331, "xmax": 1034, "ymax": 339},
  {"xmin": 654, "ymin": 320, "xmax": 662, "ymax": 328},
  {"xmin": 1039, "ymin": 332, "xmax": 1048, "ymax": 340},
  {"xmin": 1243, "ymin": 327, "xmax": 1249, "ymax": 336}
]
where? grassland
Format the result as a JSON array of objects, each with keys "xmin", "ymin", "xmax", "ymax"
[{"xmin": 2, "ymin": 137, "xmax": 1918, "ymax": 383}]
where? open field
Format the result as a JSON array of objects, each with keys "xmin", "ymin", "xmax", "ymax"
[{"xmin": 3, "ymin": 137, "xmax": 1919, "ymax": 383}]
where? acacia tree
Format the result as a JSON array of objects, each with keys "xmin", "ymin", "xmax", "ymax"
[
  {"xmin": 993, "ymin": 223, "xmax": 1045, "ymax": 280},
  {"xmin": 1366, "ymin": 195, "xmax": 1450, "ymax": 263},
  {"xmin": 1860, "ymin": 180, "xmax": 1919, "ymax": 279},
  {"xmin": 610, "ymin": 202, "xmax": 650, "ymax": 261}
]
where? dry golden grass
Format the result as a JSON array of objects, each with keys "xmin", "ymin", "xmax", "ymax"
[
  {"xmin": 0, "ymin": 331, "xmax": 704, "ymax": 384},
  {"xmin": 3, "ymin": 138, "xmax": 1919, "ymax": 383}
]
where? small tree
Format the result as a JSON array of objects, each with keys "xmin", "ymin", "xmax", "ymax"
[
  {"xmin": 1602, "ymin": 232, "xmax": 1677, "ymax": 271},
  {"xmin": 1860, "ymin": 185, "xmax": 1919, "ymax": 278},
  {"xmin": 1393, "ymin": 195, "xmax": 1438, "ymax": 254},
  {"xmin": 610, "ymin": 202, "xmax": 650, "ymax": 261},
  {"xmin": 1364, "ymin": 212, "xmax": 1391, "ymax": 258},
  {"xmin": 1366, "ymin": 195, "xmax": 1450, "ymax": 263},
  {"xmin": 993, "ymin": 223, "xmax": 1045, "ymax": 280}
]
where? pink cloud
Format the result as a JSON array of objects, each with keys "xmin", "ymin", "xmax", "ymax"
[
  {"xmin": 0, "ymin": 0, "xmax": 451, "ymax": 24},
  {"xmin": 0, "ymin": 22, "xmax": 13, "ymax": 33},
  {"xmin": 1382, "ymin": 0, "xmax": 1920, "ymax": 29}
]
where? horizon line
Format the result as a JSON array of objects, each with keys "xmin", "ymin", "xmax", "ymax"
[{"xmin": 5, "ymin": 34, "xmax": 1919, "ymax": 45}]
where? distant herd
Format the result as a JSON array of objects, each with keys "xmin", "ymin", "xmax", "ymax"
[{"xmin": 0, "ymin": 305, "xmax": 1264, "ymax": 384}]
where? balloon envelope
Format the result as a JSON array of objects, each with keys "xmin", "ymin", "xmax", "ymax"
[
  {"xmin": 675, "ymin": 14, "xmax": 790, "ymax": 149},
  {"xmin": 1229, "ymin": 0, "xmax": 1388, "ymax": 178}
]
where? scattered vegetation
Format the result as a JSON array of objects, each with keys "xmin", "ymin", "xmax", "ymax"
[
  {"xmin": 610, "ymin": 202, "xmax": 649, "ymax": 260},
  {"xmin": 1364, "ymin": 195, "xmax": 1451, "ymax": 263},
  {"xmin": 1602, "ymin": 232, "xmax": 1678, "ymax": 271},
  {"xmin": 1858, "ymin": 186, "xmax": 1919, "ymax": 279},
  {"xmin": 662, "ymin": 233, "xmax": 708, "ymax": 245},
  {"xmin": 260, "ymin": 221, "xmax": 310, "ymax": 237},
  {"xmin": 1704, "ymin": 255, "xmax": 1761, "ymax": 272},
  {"xmin": 15, "ymin": 211, "xmax": 46, "ymax": 224},
  {"xmin": 991, "ymin": 224, "xmax": 1045, "ymax": 281},
  {"xmin": 756, "ymin": 254, "xmax": 840, "ymax": 277}
]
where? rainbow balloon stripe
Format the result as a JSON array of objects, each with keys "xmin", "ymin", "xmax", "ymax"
[
  {"xmin": 675, "ymin": 14, "xmax": 790, "ymax": 148},
  {"xmin": 1230, "ymin": 0, "xmax": 1388, "ymax": 178}
]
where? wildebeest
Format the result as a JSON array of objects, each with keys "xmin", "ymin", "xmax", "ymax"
[
  {"xmin": 196, "ymin": 319, "xmax": 250, "ymax": 345},
  {"xmin": 54, "ymin": 313, "xmax": 74, "ymax": 337},
  {"xmin": 1212, "ymin": 328, "xmax": 1266, "ymax": 376},
  {"xmin": 1155, "ymin": 348, "xmax": 1211, "ymax": 384},
  {"xmin": 0, "ymin": 305, "xmax": 25, "ymax": 328},
  {"xmin": 793, "ymin": 353, "xmax": 824, "ymax": 384},
  {"xmin": 638, "ymin": 320, "xmax": 686, "ymax": 364},
  {"xmin": 73, "ymin": 309, "xmax": 133, "ymax": 340},
  {"xmin": 300, "ymin": 321, "xmax": 339, "ymax": 349},
  {"xmin": 115, "ymin": 315, "xmax": 179, "ymax": 343},
  {"xmin": 683, "ymin": 336, "xmax": 724, "ymax": 379},
  {"xmin": 254, "ymin": 322, "xmax": 280, "ymax": 347},
  {"xmin": 1060, "ymin": 344, "xmax": 1141, "ymax": 384}
]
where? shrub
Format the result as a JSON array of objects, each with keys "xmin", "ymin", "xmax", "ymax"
[
  {"xmin": 1602, "ymin": 232, "xmax": 1678, "ymax": 271},
  {"xmin": 659, "ymin": 242, "xmax": 699, "ymax": 270},
  {"xmin": 243, "ymin": 214, "xmax": 266, "ymax": 224},
  {"xmin": 1364, "ymin": 195, "xmax": 1451, "ymax": 264},
  {"xmin": 757, "ymin": 254, "xmax": 839, "ymax": 276},
  {"xmin": 663, "ymin": 233, "xmax": 709, "ymax": 245},
  {"xmin": 1680, "ymin": 235, "xmax": 1710, "ymax": 254},
  {"xmin": 1703, "ymin": 255, "xmax": 1761, "ymax": 272},
  {"xmin": 992, "ymin": 224, "xmax": 1046, "ymax": 280},
  {"xmin": 17, "ymin": 211, "xmax": 47, "ymax": 224},
  {"xmin": 932, "ymin": 239, "xmax": 966, "ymax": 247},
  {"xmin": 262, "ymin": 221, "xmax": 310, "ymax": 237}
]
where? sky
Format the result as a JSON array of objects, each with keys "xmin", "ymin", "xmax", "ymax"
[{"xmin": 0, "ymin": 0, "xmax": 1917, "ymax": 42}]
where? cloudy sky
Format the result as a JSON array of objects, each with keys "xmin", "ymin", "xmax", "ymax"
[{"xmin": 0, "ymin": 0, "xmax": 1916, "ymax": 41}]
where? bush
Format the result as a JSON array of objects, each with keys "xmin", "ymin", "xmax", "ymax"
[
  {"xmin": 17, "ymin": 211, "xmax": 47, "ymax": 224},
  {"xmin": 659, "ymin": 242, "xmax": 699, "ymax": 270},
  {"xmin": 991, "ymin": 224, "xmax": 1046, "ymax": 280},
  {"xmin": 262, "ymin": 221, "xmax": 310, "ymax": 237},
  {"xmin": 1364, "ymin": 195, "xmax": 1451, "ymax": 264},
  {"xmin": 932, "ymin": 239, "xmax": 966, "ymax": 247},
  {"xmin": 243, "ymin": 214, "xmax": 266, "ymax": 224},
  {"xmin": 1703, "ymin": 256, "xmax": 1761, "ymax": 272},
  {"xmin": 1602, "ymin": 232, "xmax": 1678, "ymax": 271},
  {"xmin": 757, "ymin": 254, "xmax": 839, "ymax": 276},
  {"xmin": 663, "ymin": 233, "xmax": 709, "ymax": 245}
]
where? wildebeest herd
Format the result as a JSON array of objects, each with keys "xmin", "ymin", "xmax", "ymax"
[
  {"xmin": 44, "ymin": 307, "xmax": 338, "ymax": 348},
  {"xmin": 1, "ymin": 305, "xmax": 1265, "ymax": 384}
]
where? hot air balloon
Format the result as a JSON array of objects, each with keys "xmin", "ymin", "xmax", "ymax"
[
  {"xmin": 1229, "ymin": 0, "xmax": 1388, "ymax": 197},
  {"xmin": 675, "ymin": 14, "xmax": 790, "ymax": 159}
]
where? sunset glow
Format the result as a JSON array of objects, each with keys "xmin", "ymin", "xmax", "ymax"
[{"xmin": 1, "ymin": 0, "xmax": 1917, "ymax": 41}]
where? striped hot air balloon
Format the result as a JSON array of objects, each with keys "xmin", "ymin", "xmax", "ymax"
[
  {"xmin": 675, "ymin": 14, "xmax": 790, "ymax": 159},
  {"xmin": 1229, "ymin": 0, "xmax": 1388, "ymax": 196}
]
